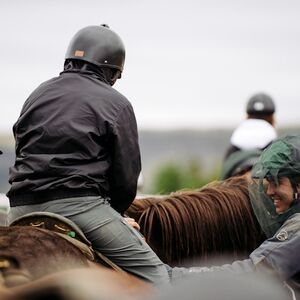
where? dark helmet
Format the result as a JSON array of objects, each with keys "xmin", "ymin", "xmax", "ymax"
[
  {"xmin": 246, "ymin": 93, "xmax": 275, "ymax": 115},
  {"xmin": 65, "ymin": 24, "xmax": 125, "ymax": 73}
]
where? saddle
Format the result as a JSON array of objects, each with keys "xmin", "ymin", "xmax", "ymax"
[{"xmin": 9, "ymin": 212, "xmax": 125, "ymax": 274}]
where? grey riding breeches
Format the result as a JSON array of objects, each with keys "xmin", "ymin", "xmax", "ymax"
[{"xmin": 8, "ymin": 196, "xmax": 169, "ymax": 285}]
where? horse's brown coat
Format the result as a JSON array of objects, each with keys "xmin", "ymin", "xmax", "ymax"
[
  {"xmin": 0, "ymin": 226, "xmax": 89, "ymax": 280},
  {"xmin": 0, "ymin": 226, "xmax": 153, "ymax": 299}
]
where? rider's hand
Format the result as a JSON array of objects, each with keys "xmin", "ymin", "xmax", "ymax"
[{"xmin": 124, "ymin": 217, "xmax": 141, "ymax": 231}]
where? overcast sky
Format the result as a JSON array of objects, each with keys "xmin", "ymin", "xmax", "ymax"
[{"xmin": 1, "ymin": 0, "xmax": 300, "ymax": 133}]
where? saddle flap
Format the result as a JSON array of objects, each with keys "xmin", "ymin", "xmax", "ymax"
[
  {"xmin": 9, "ymin": 212, "xmax": 91, "ymax": 246},
  {"xmin": 9, "ymin": 212, "xmax": 125, "ymax": 273}
]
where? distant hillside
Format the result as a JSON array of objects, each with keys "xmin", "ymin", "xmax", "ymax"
[
  {"xmin": 139, "ymin": 129, "xmax": 231, "ymax": 190},
  {"xmin": 0, "ymin": 126, "xmax": 299, "ymax": 193}
]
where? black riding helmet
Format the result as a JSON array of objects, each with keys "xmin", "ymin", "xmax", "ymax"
[
  {"xmin": 246, "ymin": 93, "xmax": 275, "ymax": 115},
  {"xmin": 65, "ymin": 24, "xmax": 125, "ymax": 77}
]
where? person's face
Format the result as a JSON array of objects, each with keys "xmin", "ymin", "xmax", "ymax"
[{"xmin": 265, "ymin": 177, "xmax": 295, "ymax": 214}]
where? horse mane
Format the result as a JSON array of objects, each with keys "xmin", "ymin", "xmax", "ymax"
[{"xmin": 127, "ymin": 176, "xmax": 265, "ymax": 266}]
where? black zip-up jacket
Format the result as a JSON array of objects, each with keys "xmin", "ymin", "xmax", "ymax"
[{"xmin": 7, "ymin": 68, "xmax": 141, "ymax": 214}]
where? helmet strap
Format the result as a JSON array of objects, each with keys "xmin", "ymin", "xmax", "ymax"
[{"xmin": 109, "ymin": 70, "xmax": 121, "ymax": 86}]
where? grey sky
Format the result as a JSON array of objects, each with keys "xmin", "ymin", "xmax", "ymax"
[{"xmin": 1, "ymin": 0, "xmax": 300, "ymax": 132}]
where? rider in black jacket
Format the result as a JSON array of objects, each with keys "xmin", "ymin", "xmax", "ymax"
[
  {"xmin": 7, "ymin": 25, "xmax": 169, "ymax": 285},
  {"xmin": 8, "ymin": 57, "xmax": 139, "ymax": 214}
]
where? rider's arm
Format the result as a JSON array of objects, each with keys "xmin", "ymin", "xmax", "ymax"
[
  {"xmin": 108, "ymin": 103, "xmax": 141, "ymax": 214},
  {"xmin": 250, "ymin": 214, "xmax": 300, "ymax": 281}
]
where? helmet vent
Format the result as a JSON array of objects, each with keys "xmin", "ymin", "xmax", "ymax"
[
  {"xmin": 253, "ymin": 102, "xmax": 265, "ymax": 111},
  {"xmin": 74, "ymin": 50, "xmax": 85, "ymax": 57}
]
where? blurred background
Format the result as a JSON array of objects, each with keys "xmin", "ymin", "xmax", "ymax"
[{"xmin": 1, "ymin": 0, "xmax": 300, "ymax": 194}]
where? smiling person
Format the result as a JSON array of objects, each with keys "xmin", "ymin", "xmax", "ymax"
[
  {"xmin": 250, "ymin": 134, "xmax": 300, "ymax": 238},
  {"xmin": 171, "ymin": 135, "xmax": 300, "ymax": 295},
  {"xmin": 247, "ymin": 135, "xmax": 300, "ymax": 294},
  {"xmin": 266, "ymin": 177, "xmax": 296, "ymax": 214}
]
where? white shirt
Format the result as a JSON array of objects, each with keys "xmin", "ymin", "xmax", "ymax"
[{"xmin": 230, "ymin": 119, "xmax": 277, "ymax": 150}]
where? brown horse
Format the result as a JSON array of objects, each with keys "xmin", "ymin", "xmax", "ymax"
[
  {"xmin": 0, "ymin": 225, "xmax": 152, "ymax": 299},
  {"xmin": 127, "ymin": 176, "xmax": 265, "ymax": 267}
]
